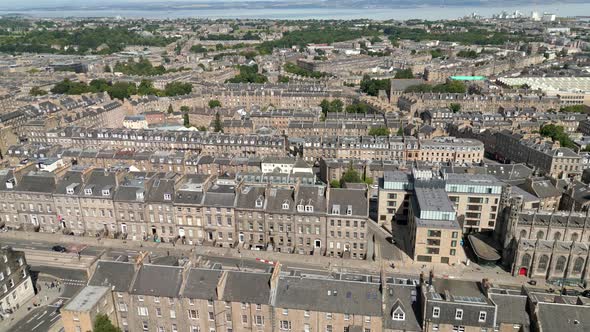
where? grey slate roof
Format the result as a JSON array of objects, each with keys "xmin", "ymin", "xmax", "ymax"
[
  {"xmin": 536, "ymin": 302, "xmax": 590, "ymax": 332},
  {"xmin": 488, "ymin": 293, "xmax": 530, "ymax": 328},
  {"xmin": 328, "ymin": 188, "xmax": 368, "ymax": 217},
  {"xmin": 15, "ymin": 172, "xmax": 56, "ymax": 193},
  {"xmin": 274, "ymin": 277, "xmax": 382, "ymax": 316},
  {"xmin": 88, "ymin": 261, "xmax": 136, "ymax": 292},
  {"xmin": 131, "ymin": 264, "xmax": 183, "ymax": 297},
  {"xmin": 383, "ymin": 285, "xmax": 422, "ymax": 332},
  {"xmin": 182, "ymin": 268, "xmax": 222, "ymax": 300},
  {"xmin": 222, "ymin": 271, "xmax": 270, "ymax": 304}
]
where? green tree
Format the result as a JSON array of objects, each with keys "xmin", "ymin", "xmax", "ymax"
[
  {"xmin": 197, "ymin": 125, "xmax": 208, "ymax": 131},
  {"xmin": 360, "ymin": 75, "xmax": 390, "ymax": 96},
  {"xmin": 106, "ymin": 81, "xmax": 135, "ymax": 100},
  {"xmin": 330, "ymin": 99, "xmax": 343, "ymax": 113},
  {"xmin": 183, "ymin": 113, "xmax": 190, "ymax": 128},
  {"xmin": 456, "ymin": 49, "xmax": 478, "ymax": 58},
  {"xmin": 320, "ymin": 99, "xmax": 331, "ymax": 116},
  {"xmin": 226, "ymin": 65, "xmax": 268, "ymax": 83},
  {"xmin": 208, "ymin": 100, "xmax": 222, "ymax": 108},
  {"xmin": 449, "ymin": 103, "xmax": 461, "ymax": 113},
  {"xmin": 93, "ymin": 314, "xmax": 122, "ymax": 332},
  {"xmin": 396, "ymin": 127, "xmax": 404, "ymax": 136},
  {"xmin": 167, "ymin": 104, "xmax": 174, "ymax": 114},
  {"xmin": 394, "ymin": 68, "xmax": 413, "ymax": 79},
  {"xmin": 89, "ymin": 79, "xmax": 110, "ymax": 93},
  {"xmin": 163, "ymin": 82, "xmax": 192, "ymax": 97},
  {"xmin": 103, "ymin": 64, "xmax": 111, "ymax": 73},
  {"xmin": 29, "ymin": 86, "xmax": 47, "ymax": 96},
  {"xmin": 345, "ymin": 102, "xmax": 369, "ymax": 113},
  {"xmin": 278, "ymin": 75, "xmax": 290, "ymax": 83},
  {"xmin": 190, "ymin": 44, "xmax": 208, "ymax": 53},
  {"xmin": 561, "ymin": 105, "xmax": 588, "ymax": 113},
  {"xmin": 138, "ymin": 79, "xmax": 157, "ymax": 96},
  {"xmin": 330, "ymin": 180, "xmax": 341, "ymax": 188},
  {"xmin": 430, "ymin": 49, "xmax": 444, "ymax": 59},
  {"xmin": 540, "ymin": 124, "xmax": 576, "ymax": 149},
  {"xmin": 368, "ymin": 127, "xmax": 390, "ymax": 136},
  {"xmin": 213, "ymin": 112, "xmax": 223, "ymax": 133},
  {"xmin": 180, "ymin": 105, "xmax": 190, "ymax": 113},
  {"xmin": 341, "ymin": 162, "xmax": 362, "ymax": 186}
]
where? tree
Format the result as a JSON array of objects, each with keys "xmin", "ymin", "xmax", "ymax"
[
  {"xmin": 93, "ymin": 314, "xmax": 121, "ymax": 332},
  {"xmin": 163, "ymin": 82, "xmax": 192, "ymax": 97},
  {"xmin": 29, "ymin": 86, "xmax": 47, "ymax": 96},
  {"xmin": 103, "ymin": 64, "xmax": 111, "ymax": 73},
  {"xmin": 341, "ymin": 162, "xmax": 362, "ymax": 186},
  {"xmin": 330, "ymin": 180, "xmax": 341, "ymax": 188},
  {"xmin": 137, "ymin": 79, "xmax": 157, "ymax": 96},
  {"xmin": 540, "ymin": 124, "xmax": 576, "ymax": 149},
  {"xmin": 360, "ymin": 75, "xmax": 390, "ymax": 97},
  {"xmin": 183, "ymin": 113, "xmax": 190, "ymax": 128},
  {"xmin": 226, "ymin": 65, "xmax": 268, "ymax": 83},
  {"xmin": 208, "ymin": 100, "xmax": 222, "ymax": 108},
  {"xmin": 394, "ymin": 68, "xmax": 413, "ymax": 79},
  {"xmin": 456, "ymin": 49, "xmax": 478, "ymax": 58},
  {"xmin": 167, "ymin": 104, "xmax": 174, "ymax": 114},
  {"xmin": 108, "ymin": 81, "xmax": 136, "ymax": 100},
  {"xmin": 180, "ymin": 106, "xmax": 190, "ymax": 113},
  {"xmin": 449, "ymin": 103, "xmax": 461, "ymax": 113},
  {"xmin": 396, "ymin": 127, "xmax": 404, "ymax": 136},
  {"xmin": 197, "ymin": 125, "xmax": 208, "ymax": 131},
  {"xmin": 213, "ymin": 112, "xmax": 223, "ymax": 133},
  {"xmin": 368, "ymin": 127, "xmax": 390, "ymax": 136},
  {"xmin": 278, "ymin": 75, "xmax": 290, "ymax": 83},
  {"xmin": 330, "ymin": 99, "xmax": 343, "ymax": 113}
]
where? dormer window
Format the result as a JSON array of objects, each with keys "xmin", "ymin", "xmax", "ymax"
[
  {"xmin": 282, "ymin": 201, "xmax": 289, "ymax": 210},
  {"xmin": 136, "ymin": 191, "xmax": 144, "ymax": 200},
  {"xmin": 102, "ymin": 189, "xmax": 110, "ymax": 197},
  {"xmin": 392, "ymin": 307, "xmax": 405, "ymax": 321},
  {"xmin": 346, "ymin": 205, "xmax": 352, "ymax": 216},
  {"xmin": 455, "ymin": 309, "xmax": 463, "ymax": 320},
  {"xmin": 297, "ymin": 204, "xmax": 304, "ymax": 212},
  {"xmin": 255, "ymin": 197, "xmax": 263, "ymax": 208},
  {"xmin": 305, "ymin": 205, "xmax": 313, "ymax": 213},
  {"xmin": 164, "ymin": 193, "xmax": 172, "ymax": 201},
  {"xmin": 84, "ymin": 188, "xmax": 93, "ymax": 195},
  {"xmin": 331, "ymin": 205, "xmax": 340, "ymax": 215},
  {"xmin": 66, "ymin": 188, "xmax": 75, "ymax": 195}
]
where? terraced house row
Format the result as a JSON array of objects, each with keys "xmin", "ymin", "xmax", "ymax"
[
  {"xmin": 0, "ymin": 167, "xmax": 369, "ymax": 259},
  {"xmin": 61, "ymin": 259, "xmax": 590, "ymax": 332}
]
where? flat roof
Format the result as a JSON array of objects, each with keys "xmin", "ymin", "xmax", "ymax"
[
  {"xmin": 414, "ymin": 184, "xmax": 455, "ymax": 214},
  {"xmin": 64, "ymin": 286, "xmax": 109, "ymax": 312}
]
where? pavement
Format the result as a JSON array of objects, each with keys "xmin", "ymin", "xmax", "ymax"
[{"xmin": 0, "ymin": 274, "xmax": 66, "ymax": 332}]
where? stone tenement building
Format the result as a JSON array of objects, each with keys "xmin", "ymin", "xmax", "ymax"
[
  {"xmin": 296, "ymin": 56, "xmax": 387, "ymax": 74},
  {"xmin": 0, "ymin": 167, "xmax": 370, "ymax": 260},
  {"xmin": 495, "ymin": 130, "xmax": 582, "ymax": 179},
  {"xmin": 424, "ymin": 54, "xmax": 545, "ymax": 83},
  {"xmin": 38, "ymin": 127, "xmax": 287, "ymax": 157},
  {"xmin": 398, "ymin": 93, "xmax": 560, "ymax": 114},
  {"xmin": 498, "ymin": 192, "xmax": 590, "ymax": 285},
  {"xmin": 200, "ymin": 83, "xmax": 352, "ymax": 110},
  {"xmin": 291, "ymin": 136, "xmax": 484, "ymax": 164},
  {"xmin": 63, "ymin": 259, "xmax": 583, "ymax": 332},
  {"xmin": 0, "ymin": 247, "xmax": 35, "ymax": 313}
]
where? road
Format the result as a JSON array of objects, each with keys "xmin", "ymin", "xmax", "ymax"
[
  {"xmin": 11, "ymin": 299, "xmax": 63, "ymax": 332},
  {"xmin": 366, "ymin": 219, "xmax": 404, "ymax": 261}
]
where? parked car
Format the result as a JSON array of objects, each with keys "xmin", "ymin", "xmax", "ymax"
[{"xmin": 51, "ymin": 245, "xmax": 66, "ymax": 253}]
